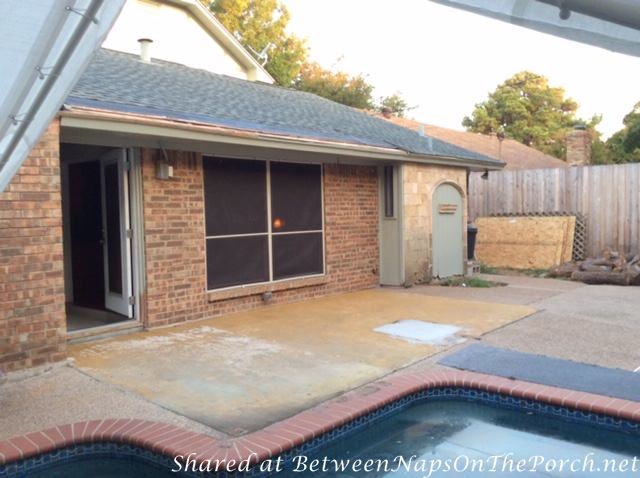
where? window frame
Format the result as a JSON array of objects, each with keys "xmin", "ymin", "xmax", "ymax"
[
  {"xmin": 383, "ymin": 165, "xmax": 395, "ymax": 219},
  {"xmin": 203, "ymin": 156, "xmax": 326, "ymax": 292}
]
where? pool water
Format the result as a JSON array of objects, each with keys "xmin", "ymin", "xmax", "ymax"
[
  {"xmin": 13, "ymin": 400, "xmax": 640, "ymax": 477},
  {"xmin": 25, "ymin": 455, "xmax": 177, "ymax": 478},
  {"xmin": 283, "ymin": 401, "xmax": 639, "ymax": 477}
]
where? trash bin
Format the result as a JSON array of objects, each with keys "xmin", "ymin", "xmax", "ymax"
[{"xmin": 467, "ymin": 223, "xmax": 478, "ymax": 260}]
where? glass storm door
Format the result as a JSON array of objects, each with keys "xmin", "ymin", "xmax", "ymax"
[{"xmin": 100, "ymin": 149, "xmax": 133, "ymax": 318}]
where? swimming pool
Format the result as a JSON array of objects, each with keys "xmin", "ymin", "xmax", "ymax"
[{"xmin": 3, "ymin": 388, "xmax": 639, "ymax": 477}]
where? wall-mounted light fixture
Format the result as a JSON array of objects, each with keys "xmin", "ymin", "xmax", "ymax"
[{"xmin": 156, "ymin": 147, "xmax": 174, "ymax": 180}]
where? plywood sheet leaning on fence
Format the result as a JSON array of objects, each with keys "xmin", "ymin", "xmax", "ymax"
[{"xmin": 475, "ymin": 216, "xmax": 576, "ymax": 269}]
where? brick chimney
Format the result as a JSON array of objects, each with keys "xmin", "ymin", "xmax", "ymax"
[{"xmin": 566, "ymin": 125, "xmax": 591, "ymax": 166}]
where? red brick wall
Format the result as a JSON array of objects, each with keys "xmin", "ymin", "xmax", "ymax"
[
  {"xmin": 141, "ymin": 149, "xmax": 207, "ymax": 327},
  {"xmin": 0, "ymin": 120, "xmax": 66, "ymax": 373},
  {"xmin": 141, "ymin": 151, "xmax": 379, "ymax": 327}
]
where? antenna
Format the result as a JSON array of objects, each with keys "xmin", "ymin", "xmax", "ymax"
[{"xmin": 246, "ymin": 43, "xmax": 273, "ymax": 66}]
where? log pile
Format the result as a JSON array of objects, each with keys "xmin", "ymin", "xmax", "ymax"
[{"xmin": 550, "ymin": 250, "xmax": 640, "ymax": 286}]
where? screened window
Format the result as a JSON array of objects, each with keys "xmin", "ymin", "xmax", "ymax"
[
  {"xmin": 383, "ymin": 165, "xmax": 394, "ymax": 218},
  {"xmin": 204, "ymin": 157, "xmax": 324, "ymax": 290}
]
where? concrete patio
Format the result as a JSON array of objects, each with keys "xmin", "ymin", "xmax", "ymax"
[
  {"xmin": 2, "ymin": 275, "xmax": 640, "ymax": 442},
  {"xmin": 67, "ymin": 288, "xmax": 532, "ymax": 435}
]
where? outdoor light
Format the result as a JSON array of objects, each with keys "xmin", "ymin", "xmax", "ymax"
[{"xmin": 156, "ymin": 148, "xmax": 174, "ymax": 180}]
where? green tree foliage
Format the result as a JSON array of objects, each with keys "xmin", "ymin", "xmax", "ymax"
[
  {"xmin": 603, "ymin": 102, "xmax": 640, "ymax": 163},
  {"xmin": 379, "ymin": 93, "xmax": 414, "ymax": 118},
  {"xmin": 462, "ymin": 71, "xmax": 600, "ymax": 159},
  {"xmin": 208, "ymin": 0, "xmax": 307, "ymax": 86},
  {"xmin": 294, "ymin": 62, "xmax": 374, "ymax": 109},
  {"xmin": 207, "ymin": 1, "xmax": 412, "ymax": 111},
  {"xmin": 621, "ymin": 102, "xmax": 640, "ymax": 154}
]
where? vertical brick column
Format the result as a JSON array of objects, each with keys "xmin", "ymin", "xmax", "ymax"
[
  {"xmin": 0, "ymin": 120, "xmax": 66, "ymax": 373},
  {"xmin": 566, "ymin": 127, "xmax": 592, "ymax": 166}
]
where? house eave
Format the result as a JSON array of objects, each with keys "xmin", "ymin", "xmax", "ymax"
[
  {"xmin": 59, "ymin": 108, "xmax": 503, "ymax": 170},
  {"xmin": 164, "ymin": 0, "xmax": 274, "ymax": 83}
]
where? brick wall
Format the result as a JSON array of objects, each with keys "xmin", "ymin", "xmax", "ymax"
[
  {"xmin": 141, "ymin": 151, "xmax": 379, "ymax": 327},
  {"xmin": 403, "ymin": 163, "xmax": 467, "ymax": 284},
  {"xmin": 0, "ymin": 120, "xmax": 66, "ymax": 373},
  {"xmin": 141, "ymin": 149, "xmax": 207, "ymax": 327}
]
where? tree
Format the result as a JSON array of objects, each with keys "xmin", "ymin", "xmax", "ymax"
[
  {"xmin": 208, "ymin": 0, "xmax": 307, "ymax": 86},
  {"xmin": 462, "ymin": 71, "xmax": 599, "ymax": 159},
  {"xmin": 379, "ymin": 93, "xmax": 414, "ymax": 118},
  {"xmin": 208, "ymin": 1, "xmax": 413, "ymax": 112},
  {"xmin": 294, "ymin": 62, "xmax": 375, "ymax": 109},
  {"xmin": 604, "ymin": 102, "xmax": 640, "ymax": 163},
  {"xmin": 622, "ymin": 102, "xmax": 640, "ymax": 154}
]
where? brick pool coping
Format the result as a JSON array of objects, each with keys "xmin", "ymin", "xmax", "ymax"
[{"xmin": 2, "ymin": 369, "xmax": 640, "ymax": 466}]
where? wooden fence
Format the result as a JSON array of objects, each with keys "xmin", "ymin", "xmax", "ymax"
[{"xmin": 469, "ymin": 163, "xmax": 640, "ymax": 258}]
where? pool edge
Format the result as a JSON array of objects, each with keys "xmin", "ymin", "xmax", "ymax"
[{"xmin": 2, "ymin": 369, "xmax": 640, "ymax": 467}]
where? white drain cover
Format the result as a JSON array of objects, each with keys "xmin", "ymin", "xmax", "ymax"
[{"xmin": 374, "ymin": 320, "xmax": 465, "ymax": 345}]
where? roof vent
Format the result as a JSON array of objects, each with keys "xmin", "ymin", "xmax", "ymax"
[{"xmin": 138, "ymin": 38, "xmax": 153, "ymax": 63}]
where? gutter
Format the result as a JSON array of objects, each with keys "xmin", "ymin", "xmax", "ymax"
[{"xmin": 59, "ymin": 107, "xmax": 504, "ymax": 170}]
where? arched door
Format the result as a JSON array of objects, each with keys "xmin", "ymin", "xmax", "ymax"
[{"xmin": 432, "ymin": 183, "xmax": 464, "ymax": 277}]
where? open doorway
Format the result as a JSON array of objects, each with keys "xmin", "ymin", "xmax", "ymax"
[{"xmin": 61, "ymin": 144, "xmax": 135, "ymax": 332}]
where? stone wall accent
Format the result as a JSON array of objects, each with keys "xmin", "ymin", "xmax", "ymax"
[
  {"xmin": 402, "ymin": 163, "xmax": 467, "ymax": 284},
  {"xmin": 0, "ymin": 120, "xmax": 66, "ymax": 373}
]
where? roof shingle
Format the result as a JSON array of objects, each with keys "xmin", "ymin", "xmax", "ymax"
[
  {"xmin": 66, "ymin": 49, "xmax": 502, "ymax": 167},
  {"xmin": 381, "ymin": 116, "xmax": 567, "ymax": 170}
]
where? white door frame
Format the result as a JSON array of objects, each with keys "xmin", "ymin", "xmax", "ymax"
[{"xmin": 100, "ymin": 149, "xmax": 133, "ymax": 318}]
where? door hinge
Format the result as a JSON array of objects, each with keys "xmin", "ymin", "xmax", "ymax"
[
  {"xmin": 128, "ymin": 296, "xmax": 135, "ymax": 305},
  {"xmin": 126, "ymin": 229, "xmax": 132, "ymax": 239}
]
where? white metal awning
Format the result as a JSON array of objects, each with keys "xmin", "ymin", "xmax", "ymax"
[
  {"xmin": 0, "ymin": 0, "xmax": 125, "ymax": 191},
  {"xmin": 430, "ymin": 0, "xmax": 640, "ymax": 57}
]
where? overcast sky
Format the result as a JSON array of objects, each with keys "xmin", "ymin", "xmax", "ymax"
[{"xmin": 281, "ymin": 0, "xmax": 640, "ymax": 138}]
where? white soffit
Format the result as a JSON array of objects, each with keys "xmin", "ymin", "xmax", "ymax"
[
  {"xmin": 430, "ymin": 0, "xmax": 640, "ymax": 57},
  {"xmin": 0, "ymin": 0, "xmax": 125, "ymax": 191}
]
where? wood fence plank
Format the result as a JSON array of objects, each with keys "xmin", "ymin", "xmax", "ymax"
[{"xmin": 471, "ymin": 163, "xmax": 640, "ymax": 257}]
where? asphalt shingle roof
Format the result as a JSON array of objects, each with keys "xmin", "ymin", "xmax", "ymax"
[
  {"xmin": 380, "ymin": 116, "xmax": 567, "ymax": 170},
  {"xmin": 67, "ymin": 49, "xmax": 502, "ymax": 166}
]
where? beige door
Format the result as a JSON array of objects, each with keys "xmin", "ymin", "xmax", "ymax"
[{"xmin": 432, "ymin": 183, "xmax": 464, "ymax": 277}]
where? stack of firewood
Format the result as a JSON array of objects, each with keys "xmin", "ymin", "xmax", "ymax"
[{"xmin": 550, "ymin": 249, "xmax": 640, "ymax": 286}]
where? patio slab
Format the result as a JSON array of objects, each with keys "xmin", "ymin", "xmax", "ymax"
[
  {"xmin": 69, "ymin": 288, "xmax": 533, "ymax": 435},
  {"xmin": 405, "ymin": 273, "xmax": 584, "ymax": 305},
  {"xmin": 0, "ymin": 366, "xmax": 221, "ymax": 441}
]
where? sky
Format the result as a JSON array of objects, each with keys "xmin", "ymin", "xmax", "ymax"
[{"xmin": 281, "ymin": 0, "xmax": 640, "ymax": 139}]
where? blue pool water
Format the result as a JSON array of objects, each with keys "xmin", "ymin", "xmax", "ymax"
[
  {"xmin": 288, "ymin": 400, "xmax": 639, "ymax": 477},
  {"xmin": 6, "ymin": 399, "xmax": 639, "ymax": 477}
]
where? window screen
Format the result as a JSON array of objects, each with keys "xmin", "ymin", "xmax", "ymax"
[
  {"xmin": 273, "ymin": 232, "xmax": 323, "ymax": 280},
  {"xmin": 383, "ymin": 165, "xmax": 394, "ymax": 218},
  {"xmin": 203, "ymin": 157, "xmax": 267, "ymax": 236},
  {"xmin": 270, "ymin": 162, "xmax": 322, "ymax": 232},
  {"xmin": 203, "ymin": 157, "xmax": 324, "ymax": 290},
  {"xmin": 206, "ymin": 236, "xmax": 269, "ymax": 289}
]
